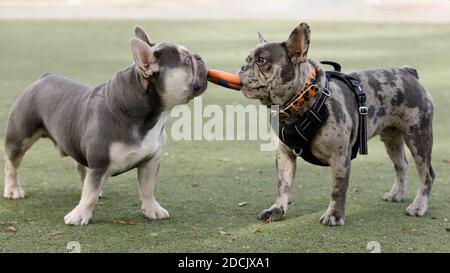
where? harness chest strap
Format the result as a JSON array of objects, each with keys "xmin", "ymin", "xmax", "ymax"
[{"xmin": 272, "ymin": 71, "xmax": 332, "ymax": 166}]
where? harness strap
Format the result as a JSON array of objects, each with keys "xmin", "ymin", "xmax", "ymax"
[
  {"xmin": 326, "ymin": 71, "xmax": 368, "ymax": 156},
  {"xmin": 312, "ymin": 78, "xmax": 331, "ymax": 112},
  {"xmin": 273, "ymin": 78, "xmax": 332, "ymax": 166},
  {"xmin": 320, "ymin": 61, "xmax": 341, "ymax": 72},
  {"xmin": 349, "ymin": 78, "xmax": 368, "ymax": 155}
]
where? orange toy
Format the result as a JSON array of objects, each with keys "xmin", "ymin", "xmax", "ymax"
[{"xmin": 207, "ymin": 69, "xmax": 241, "ymax": 91}]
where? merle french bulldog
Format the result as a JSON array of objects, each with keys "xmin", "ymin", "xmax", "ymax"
[
  {"xmin": 238, "ymin": 23, "xmax": 435, "ymax": 225},
  {"xmin": 4, "ymin": 26, "xmax": 207, "ymax": 225}
]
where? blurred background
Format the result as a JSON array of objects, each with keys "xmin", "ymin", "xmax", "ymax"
[
  {"xmin": 1, "ymin": 0, "xmax": 449, "ymax": 22},
  {"xmin": 0, "ymin": 0, "xmax": 449, "ymax": 253}
]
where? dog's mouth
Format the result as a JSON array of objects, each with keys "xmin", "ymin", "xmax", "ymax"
[
  {"xmin": 193, "ymin": 81, "xmax": 207, "ymax": 96},
  {"xmin": 241, "ymin": 85, "xmax": 265, "ymax": 97},
  {"xmin": 187, "ymin": 80, "xmax": 207, "ymax": 101},
  {"xmin": 193, "ymin": 63, "xmax": 208, "ymax": 96}
]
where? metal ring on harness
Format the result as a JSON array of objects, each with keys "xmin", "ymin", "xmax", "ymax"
[
  {"xmin": 322, "ymin": 88, "xmax": 331, "ymax": 97},
  {"xmin": 359, "ymin": 106, "xmax": 369, "ymax": 115},
  {"xmin": 293, "ymin": 148, "xmax": 303, "ymax": 156}
]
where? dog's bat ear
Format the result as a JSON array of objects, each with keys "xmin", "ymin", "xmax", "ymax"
[
  {"xmin": 285, "ymin": 22, "xmax": 310, "ymax": 64},
  {"xmin": 258, "ymin": 32, "xmax": 268, "ymax": 43},
  {"xmin": 130, "ymin": 38, "xmax": 159, "ymax": 78},
  {"xmin": 134, "ymin": 25, "xmax": 155, "ymax": 46}
]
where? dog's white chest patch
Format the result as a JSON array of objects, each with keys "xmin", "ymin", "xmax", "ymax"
[{"xmin": 108, "ymin": 112, "xmax": 168, "ymax": 174}]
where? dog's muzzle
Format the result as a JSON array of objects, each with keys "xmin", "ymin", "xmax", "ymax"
[{"xmin": 193, "ymin": 55, "xmax": 208, "ymax": 96}]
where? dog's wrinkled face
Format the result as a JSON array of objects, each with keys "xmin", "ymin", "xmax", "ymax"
[
  {"xmin": 131, "ymin": 26, "xmax": 207, "ymax": 109},
  {"xmin": 151, "ymin": 43, "xmax": 208, "ymax": 108},
  {"xmin": 238, "ymin": 23, "xmax": 311, "ymax": 106}
]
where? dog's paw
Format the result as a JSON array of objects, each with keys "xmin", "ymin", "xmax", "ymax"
[
  {"xmin": 319, "ymin": 210, "xmax": 345, "ymax": 226},
  {"xmin": 405, "ymin": 196, "xmax": 428, "ymax": 217},
  {"xmin": 142, "ymin": 201, "xmax": 170, "ymax": 220},
  {"xmin": 64, "ymin": 205, "xmax": 93, "ymax": 225},
  {"xmin": 383, "ymin": 190, "xmax": 405, "ymax": 202},
  {"xmin": 257, "ymin": 207, "xmax": 285, "ymax": 222},
  {"xmin": 3, "ymin": 186, "xmax": 25, "ymax": 199}
]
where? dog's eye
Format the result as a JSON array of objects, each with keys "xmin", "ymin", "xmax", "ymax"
[
  {"xmin": 257, "ymin": 57, "xmax": 266, "ymax": 65},
  {"xmin": 185, "ymin": 56, "xmax": 192, "ymax": 65}
]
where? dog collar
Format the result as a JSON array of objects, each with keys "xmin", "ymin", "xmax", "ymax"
[{"xmin": 276, "ymin": 68, "xmax": 320, "ymax": 120}]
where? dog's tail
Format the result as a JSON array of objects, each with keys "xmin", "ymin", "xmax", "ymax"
[{"xmin": 402, "ymin": 65, "xmax": 419, "ymax": 79}]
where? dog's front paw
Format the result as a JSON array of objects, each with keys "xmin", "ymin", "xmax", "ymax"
[
  {"xmin": 3, "ymin": 185, "xmax": 25, "ymax": 199},
  {"xmin": 405, "ymin": 196, "xmax": 428, "ymax": 216},
  {"xmin": 257, "ymin": 207, "xmax": 285, "ymax": 222},
  {"xmin": 64, "ymin": 205, "xmax": 93, "ymax": 225},
  {"xmin": 319, "ymin": 210, "xmax": 345, "ymax": 226},
  {"xmin": 382, "ymin": 189, "xmax": 405, "ymax": 202},
  {"xmin": 142, "ymin": 201, "xmax": 170, "ymax": 220}
]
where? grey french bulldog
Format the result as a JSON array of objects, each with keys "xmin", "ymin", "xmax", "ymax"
[
  {"xmin": 3, "ymin": 26, "xmax": 207, "ymax": 225},
  {"xmin": 238, "ymin": 22, "xmax": 435, "ymax": 225}
]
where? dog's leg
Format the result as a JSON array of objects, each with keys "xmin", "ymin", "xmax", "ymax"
[
  {"xmin": 380, "ymin": 129, "xmax": 408, "ymax": 202},
  {"xmin": 320, "ymin": 155, "xmax": 351, "ymax": 226},
  {"xmin": 404, "ymin": 127, "xmax": 434, "ymax": 216},
  {"xmin": 76, "ymin": 162, "xmax": 104, "ymax": 198},
  {"xmin": 4, "ymin": 156, "xmax": 25, "ymax": 199},
  {"xmin": 75, "ymin": 162, "xmax": 86, "ymax": 188},
  {"xmin": 4, "ymin": 130, "xmax": 43, "ymax": 199},
  {"xmin": 64, "ymin": 168, "xmax": 107, "ymax": 225},
  {"xmin": 137, "ymin": 152, "xmax": 169, "ymax": 220},
  {"xmin": 257, "ymin": 143, "xmax": 296, "ymax": 222}
]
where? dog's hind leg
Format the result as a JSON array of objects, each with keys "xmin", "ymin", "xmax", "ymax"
[
  {"xmin": 4, "ymin": 127, "xmax": 43, "ymax": 199},
  {"xmin": 4, "ymin": 92, "xmax": 46, "ymax": 199},
  {"xmin": 4, "ymin": 156, "xmax": 25, "ymax": 199},
  {"xmin": 380, "ymin": 128, "xmax": 408, "ymax": 202},
  {"xmin": 403, "ymin": 121, "xmax": 434, "ymax": 217}
]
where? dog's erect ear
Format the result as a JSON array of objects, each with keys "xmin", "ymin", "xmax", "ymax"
[
  {"xmin": 285, "ymin": 22, "xmax": 311, "ymax": 64},
  {"xmin": 130, "ymin": 38, "xmax": 159, "ymax": 78},
  {"xmin": 134, "ymin": 25, "xmax": 155, "ymax": 46},
  {"xmin": 258, "ymin": 32, "xmax": 268, "ymax": 43}
]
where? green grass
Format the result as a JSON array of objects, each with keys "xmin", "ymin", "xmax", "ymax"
[{"xmin": 0, "ymin": 21, "xmax": 449, "ymax": 253}]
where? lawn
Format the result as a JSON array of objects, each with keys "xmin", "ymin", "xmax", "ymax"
[{"xmin": 0, "ymin": 21, "xmax": 449, "ymax": 252}]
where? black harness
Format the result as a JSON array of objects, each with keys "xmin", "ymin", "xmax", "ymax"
[{"xmin": 271, "ymin": 61, "xmax": 368, "ymax": 166}]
